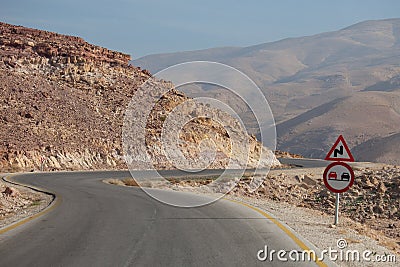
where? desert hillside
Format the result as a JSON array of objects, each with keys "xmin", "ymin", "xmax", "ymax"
[
  {"xmin": 0, "ymin": 22, "xmax": 278, "ymax": 172},
  {"xmin": 134, "ymin": 18, "xmax": 400, "ymax": 164}
]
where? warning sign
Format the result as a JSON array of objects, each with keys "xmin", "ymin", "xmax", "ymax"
[{"xmin": 325, "ymin": 135, "xmax": 354, "ymax": 162}]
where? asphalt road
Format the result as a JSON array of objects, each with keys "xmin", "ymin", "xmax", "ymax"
[
  {"xmin": 0, "ymin": 171, "xmax": 323, "ymax": 267},
  {"xmin": 278, "ymin": 158, "xmax": 330, "ymax": 168}
]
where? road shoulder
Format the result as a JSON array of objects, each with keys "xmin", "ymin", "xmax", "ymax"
[
  {"xmin": 224, "ymin": 194, "xmax": 398, "ymax": 267},
  {"xmin": 0, "ymin": 174, "xmax": 53, "ymax": 230}
]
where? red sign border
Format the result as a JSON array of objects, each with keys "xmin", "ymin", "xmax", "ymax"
[
  {"xmin": 325, "ymin": 135, "xmax": 355, "ymax": 162},
  {"xmin": 323, "ymin": 161, "xmax": 355, "ymax": 193}
]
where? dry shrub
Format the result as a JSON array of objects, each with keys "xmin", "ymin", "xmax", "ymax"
[
  {"xmin": 122, "ymin": 178, "xmax": 139, "ymax": 187},
  {"xmin": 105, "ymin": 179, "xmax": 124, "ymax": 186}
]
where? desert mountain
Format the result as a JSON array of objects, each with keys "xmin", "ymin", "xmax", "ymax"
[
  {"xmin": 0, "ymin": 22, "xmax": 278, "ymax": 172},
  {"xmin": 134, "ymin": 18, "xmax": 400, "ymax": 164}
]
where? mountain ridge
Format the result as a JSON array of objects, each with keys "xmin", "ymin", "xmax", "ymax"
[{"xmin": 134, "ymin": 18, "xmax": 400, "ymax": 165}]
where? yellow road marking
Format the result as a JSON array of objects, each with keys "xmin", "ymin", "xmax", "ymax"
[
  {"xmin": 227, "ymin": 198, "xmax": 328, "ymax": 267},
  {"xmin": 1, "ymin": 173, "xmax": 326, "ymax": 267},
  {"xmin": 0, "ymin": 174, "xmax": 61, "ymax": 234}
]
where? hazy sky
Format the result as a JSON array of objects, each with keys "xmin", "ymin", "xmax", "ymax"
[{"xmin": 1, "ymin": 1, "xmax": 400, "ymax": 59}]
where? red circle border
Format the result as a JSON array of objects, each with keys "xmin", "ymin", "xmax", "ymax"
[{"xmin": 323, "ymin": 162, "xmax": 355, "ymax": 193}]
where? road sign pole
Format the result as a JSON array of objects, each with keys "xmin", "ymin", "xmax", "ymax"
[
  {"xmin": 324, "ymin": 135, "xmax": 355, "ymax": 226},
  {"xmin": 334, "ymin": 193, "xmax": 340, "ymax": 225}
]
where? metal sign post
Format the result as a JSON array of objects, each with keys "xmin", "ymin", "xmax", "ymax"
[
  {"xmin": 324, "ymin": 135, "xmax": 355, "ymax": 226},
  {"xmin": 323, "ymin": 162, "xmax": 354, "ymax": 225},
  {"xmin": 334, "ymin": 193, "xmax": 340, "ymax": 225}
]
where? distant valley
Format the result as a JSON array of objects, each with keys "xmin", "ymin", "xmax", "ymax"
[{"xmin": 134, "ymin": 18, "xmax": 400, "ymax": 164}]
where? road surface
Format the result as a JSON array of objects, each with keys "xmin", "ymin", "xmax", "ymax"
[
  {"xmin": 0, "ymin": 171, "xmax": 326, "ymax": 266},
  {"xmin": 278, "ymin": 158, "xmax": 329, "ymax": 168}
]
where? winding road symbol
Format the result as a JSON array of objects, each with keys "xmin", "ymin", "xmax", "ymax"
[{"xmin": 325, "ymin": 135, "xmax": 354, "ymax": 162}]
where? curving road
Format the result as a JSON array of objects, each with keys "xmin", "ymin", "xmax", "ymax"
[
  {"xmin": 0, "ymin": 171, "xmax": 327, "ymax": 266},
  {"xmin": 278, "ymin": 158, "xmax": 329, "ymax": 168}
]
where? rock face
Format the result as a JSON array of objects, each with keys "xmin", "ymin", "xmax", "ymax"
[{"xmin": 0, "ymin": 22, "xmax": 279, "ymax": 172}]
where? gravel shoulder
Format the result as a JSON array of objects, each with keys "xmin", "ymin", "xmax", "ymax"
[
  {"xmin": 0, "ymin": 174, "xmax": 53, "ymax": 229},
  {"xmin": 225, "ymin": 194, "xmax": 398, "ymax": 267},
  {"xmin": 226, "ymin": 163, "xmax": 400, "ymax": 266},
  {"xmin": 224, "ymin": 164, "xmax": 399, "ymax": 266}
]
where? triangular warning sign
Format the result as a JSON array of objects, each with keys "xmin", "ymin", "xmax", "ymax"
[{"xmin": 325, "ymin": 135, "xmax": 354, "ymax": 162}]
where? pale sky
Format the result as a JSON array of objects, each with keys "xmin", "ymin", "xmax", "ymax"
[{"xmin": 1, "ymin": 0, "xmax": 400, "ymax": 59}]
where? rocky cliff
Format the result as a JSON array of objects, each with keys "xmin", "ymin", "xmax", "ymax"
[{"xmin": 0, "ymin": 22, "xmax": 279, "ymax": 172}]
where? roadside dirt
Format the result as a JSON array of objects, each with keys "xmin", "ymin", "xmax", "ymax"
[
  {"xmin": 0, "ymin": 175, "xmax": 53, "ymax": 229},
  {"xmin": 226, "ymin": 194, "xmax": 398, "ymax": 267}
]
